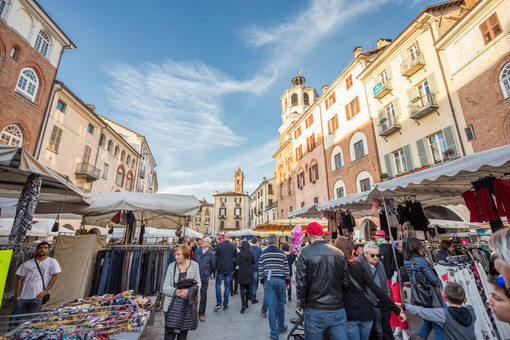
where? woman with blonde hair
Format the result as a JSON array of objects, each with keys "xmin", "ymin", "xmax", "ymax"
[{"xmin": 490, "ymin": 228, "xmax": 510, "ymax": 289}]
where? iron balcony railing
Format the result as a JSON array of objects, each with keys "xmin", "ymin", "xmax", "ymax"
[
  {"xmin": 408, "ymin": 93, "xmax": 439, "ymax": 119},
  {"xmin": 401, "ymin": 52, "xmax": 426, "ymax": 77},
  {"xmin": 378, "ymin": 116, "xmax": 401, "ymax": 137},
  {"xmin": 373, "ymin": 80, "xmax": 392, "ymax": 99}
]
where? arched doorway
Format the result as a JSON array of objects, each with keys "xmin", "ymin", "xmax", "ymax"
[{"xmin": 359, "ymin": 218, "xmax": 378, "ymax": 241}]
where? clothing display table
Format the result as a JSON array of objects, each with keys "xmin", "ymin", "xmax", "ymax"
[{"xmin": 5, "ymin": 291, "xmax": 155, "ymax": 340}]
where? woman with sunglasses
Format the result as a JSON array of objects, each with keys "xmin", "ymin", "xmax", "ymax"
[
  {"xmin": 487, "ymin": 276, "xmax": 510, "ymax": 324},
  {"xmin": 402, "ymin": 237, "xmax": 444, "ymax": 340}
]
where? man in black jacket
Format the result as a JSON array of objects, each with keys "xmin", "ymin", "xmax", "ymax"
[
  {"xmin": 296, "ymin": 222, "xmax": 349, "ymax": 339},
  {"xmin": 214, "ymin": 232, "xmax": 237, "ymax": 311},
  {"xmin": 193, "ymin": 237, "xmax": 215, "ymax": 322}
]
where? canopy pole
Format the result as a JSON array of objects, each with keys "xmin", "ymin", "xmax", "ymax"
[{"xmin": 380, "ymin": 191, "xmax": 410, "ymax": 338}]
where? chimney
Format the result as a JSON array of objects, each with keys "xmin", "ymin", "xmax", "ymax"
[
  {"xmin": 376, "ymin": 38, "xmax": 391, "ymax": 49},
  {"xmin": 321, "ymin": 85, "xmax": 329, "ymax": 94},
  {"xmin": 263, "ymin": 177, "xmax": 267, "ymax": 181},
  {"xmin": 86, "ymin": 104, "xmax": 96, "ymax": 111},
  {"xmin": 353, "ymin": 46, "xmax": 363, "ymax": 58}
]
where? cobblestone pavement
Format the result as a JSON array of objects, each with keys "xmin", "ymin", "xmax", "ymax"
[{"xmin": 141, "ymin": 278, "xmax": 299, "ymax": 340}]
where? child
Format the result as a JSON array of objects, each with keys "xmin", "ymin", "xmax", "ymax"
[{"xmin": 402, "ymin": 282, "xmax": 476, "ymax": 340}]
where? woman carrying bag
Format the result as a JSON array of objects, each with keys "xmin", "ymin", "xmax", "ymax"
[
  {"xmin": 403, "ymin": 237, "xmax": 444, "ymax": 340},
  {"xmin": 163, "ymin": 244, "xmax": 201, "ymax": 340},
  {"xmin": 236, "ymin": 240, "xmax": 255, "ymax": 313}
]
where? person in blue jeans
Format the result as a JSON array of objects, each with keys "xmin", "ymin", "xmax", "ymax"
[
  {"xmin": 250, "ymin": 236, "xmax": 262, "ymax": 303},
  {"xmin": 214, "ymin": 232, "xmax": 237, "ymax": 311},
  {"xmin": 259, "ymin": 234, "xmax": 290, "ymax": 340},
  {"xmin": 403, "ymin": 237, "xmax": 445, "ymax": 340},
  {"xmin": 296, "ymin": 222, "xmax": 349, "ymax": 340}
]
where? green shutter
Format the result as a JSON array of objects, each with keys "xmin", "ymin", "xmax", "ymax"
[
  {"xmin": 416, "ymin": 138, "xmax": 429, "ymax": 167},
  {"xmin": 400, "ymin": 52, "xmax": 407, "ymax": 62},
  {"xmin": 384, "ymin": 153, "xmax": 394, "ymax": 179},
  {"xmin": 428, "ymin": 72, "xmax": 439, "ymax": 94},
  {"xmin": 442, "ymin": 125, "xmax": 459, "ymax": 158},
  {"xmin": 378, "ymin": 108, "xmax": 385, "ymax": 122},
  {"xmin": 386, "ymin": 65, "xmax": 393, "ymax": 79},
  {"xmin": 407, "ymin": 87, "xmax": 415, "ymax": 103},
  {"xmin": 393, "ymin": 98, "xmax": 401, "ymax": 116},
  {"xmin": 402, "ymin": 144, "xmax": 414, "ymax": 171}
]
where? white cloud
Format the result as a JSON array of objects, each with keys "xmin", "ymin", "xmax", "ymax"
[
  {"xmin": 167, "ymin": 171, "xmax": 194, "ymax": 178},
  {"xmin": 160, "ymin": 181, "xmax": 233, "ymax": 195}
]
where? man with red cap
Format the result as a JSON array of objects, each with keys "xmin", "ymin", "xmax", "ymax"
[{"xmin": 296, "ymin": 222, "xmax": 349, "ymax": 339}]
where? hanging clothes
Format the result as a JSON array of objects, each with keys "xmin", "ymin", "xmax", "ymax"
[
  {"xmin": 410, "ymin": 200, "xmax": 428, "ymax": 231},
  {"xmin": 462, "ymin": 188, "xmax": 499, "ymax": 223},
  {"xmin": 494, "ymin": 179, "xmax": 510, "ymax": 222}
]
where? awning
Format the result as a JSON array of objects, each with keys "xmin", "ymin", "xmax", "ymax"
[
  {"xmin": 253, "ymin": 218, "xmax": 327, "ymax": 232},
  {"xmin": 0, "ymin": 145, "xmax": 89, "ymax": 205},
  {"xmin": 317, "ymin": 190, "xmax": 376, "ymax": 217},
  {"xmin": 228, "ymin": 229, "xmax": 263, "ymax": 237},
  {"xmin": 287, "ymin": 204, "xmax": 322, "ymax": 218}
]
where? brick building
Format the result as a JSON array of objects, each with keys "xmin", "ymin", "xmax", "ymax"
[{"xmin": 0, "ymin": 0, "xmax": 75, "ymax": 154}]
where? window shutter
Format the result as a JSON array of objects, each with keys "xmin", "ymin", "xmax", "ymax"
[
  {"xmin": 345, "ymin": 104, "xmax": 350, "ymax": 120},
  {"xmin": 384, "ymin": 153, "xmax": 394, "ymax": 179},
  {"xmin": 355, "ymin": 96, "xmax": 360, "ymax": 113},
  {"xmin": 402, "ymin": 144, "xmax": 414, "ymax": 171},
  {"xmin": 310, "ymin": 114, "xmax": 313, "ymax": 124},
  {"xmin": 407, "ymin": 87, "xmax": 415, "ymax": 102},
  {"xmin": 309, "ymin": 167, "xmax": 313, "ymax": 182},
  {"xmin": 416, "ymin": 138, "xmax": 429, "ymax": 167},
  {"xmin": 427, "ymin": 72, "xmax": 439, "ymax": 94},
  {"xmin": 306, "ymin": 137, "xmax": 309, "ymax": 151},
  {"xmin": 442, "ymin": 125, "xmax": 459, "ymax": 158},
  {"xmin": 335, "ymin": 114, "xmax": 338, "ymax": 128},
  {"xmin": 393, "ymin": 98, "xmax": 401, "ymax": 116},
  {"xmin": 414, "ymin": 40, "xmax": 421, "ymax": 53},
  {"xmin": 328, "ymin": 120, "xmax": 332, "ymax": 134},
  {"xmin": 332, "ymin": 92, "xmax": 336, "ymax": 102},
  {"xmin": 378, "ymin": 108, "xmax": 385, "ymax": 122},
  {"xmin": 386, "ymin": 65, "xmax": 393, "ymax": 79},
  {"xmin": 400, "ymin": 52, "xmax": 407, "ymax": 62}
]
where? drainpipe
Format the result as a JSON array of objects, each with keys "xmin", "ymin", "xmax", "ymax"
[
  {"xmin": 318, "ymin": 103, "xmax": 331, "ymax": 201},
  {"xmin": 89, "ymin": 125, "xmax": 104, "ymax": 192},
  {"xmin": 422, "ymin": 20, "xmax": 466, "ymax": 157}
]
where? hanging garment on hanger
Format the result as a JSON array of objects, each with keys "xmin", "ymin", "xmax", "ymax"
[
  {"xmin": 494, "ymin": 179, "xmax": 510, "ymax": 222},
  {"xmin": 462, "ymin": 188, "xmax": 499, "ymax": 223},
  {"xmin": 410, "ymin": 200, "xmax": 428, "ymax": 231}
]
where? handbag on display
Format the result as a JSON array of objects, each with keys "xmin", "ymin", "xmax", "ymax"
[
  {"xmin": 34, "ymin": 259, "xmax": 50, "ymax": 305},
  {"xmin": 410, "ymin": 259, "xmax": 443, "ymax": 308},
  {"xmin": 349, "ymin": 275, "xmax": 383, "ymax": 339}
]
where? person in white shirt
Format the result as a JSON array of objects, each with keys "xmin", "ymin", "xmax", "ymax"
[{"xmin": 13, "ymin": 241, "xmax": 61, "ymax": 314}]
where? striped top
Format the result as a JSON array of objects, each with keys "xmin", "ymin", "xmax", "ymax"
[
  {"xmin": 259, "ymin": 245, "xmax": 290, "ymax": 285},
  {"xmin": 162, "ymin": 260, "xmax": 201, "ymax": 311}
]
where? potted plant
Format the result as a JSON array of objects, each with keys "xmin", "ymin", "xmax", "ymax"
[
  {"xmin": 443, "ymin": 149, "xmax": 455, "ymax": 160},
  {"xmin": 380, "ymin": 173, "xmax": 389, "ymax": 181}
]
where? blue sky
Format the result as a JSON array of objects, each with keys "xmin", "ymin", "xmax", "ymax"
[{"xmin": 42, "ymin": 0, "xmax": 440, "ymax": 201}]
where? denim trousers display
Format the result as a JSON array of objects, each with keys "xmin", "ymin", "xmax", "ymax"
[
  {"xmin": 265, "ymin": 277, "xmax": 286, "ymax": 339},
  {"xmin": 304, "ymin": 307, "xmax": 347, "ymax": 340},
  {"xmin": 215, "ymin": 271, "xmax": 232, "ymax": 307},
  {"xmin": 345, "ymin": 320, "xmax": 373, "ymax": 340}
]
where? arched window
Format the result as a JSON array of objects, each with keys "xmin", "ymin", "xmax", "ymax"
[
  {"xmin": 34, "ymin": 30, "xmax": 50, "ymax": 57},
  {"xmin": 291, "ymin": 93, "xmax": 298, "ymax": 106},
  {"xmin": 304, "ymin": 93, "xmax": 309, "ymax": 105},
  {"xmin": 126, "ymin": 174, "xmax": 132, "ymax": 190},
  {"xmin": 121, "ymin": 150, "xmax": 126, "ymax": 162},
  {"xmin": 114, "ymin": 145, "xmax": 120, "ymax": 157},
  {"xmin": 0, "ymin": 125, "xmax": 23, "ymax": 147},
  {"xmin": 349, "ymin": 131, "xmax": 369, "ymax": 162},
  {"xmin": 331, "ymin": 145, "xmax": 344, "ymax": 171},
  {"xmin": 10, "ymin": 45, "xmax": 20, "ymax": 61},
  {"xmin": 131, "ymin": 159, "xmax": 136, "ymax": 169},
  {"xmin": 500, "ymin": 62, "xmax": 510, "ymax": 99},
  {"xmin": 99, "ymin": 133, "xmax": 106, "ymax": 147},
  {"xmin": 116, "ymin": 168, "xmax": 124, "ymax": 186},
  {"xmin": 334, "ymin": 180, "xmax": 346, "ymax": 198},
  {"xmin": 126, "ymin": 155, "xmax": 131, "ymax": 166},
  {"xmin": 107, "ymin": 140, "xmax": 113, "ymax": 152},
  {"xmin": 16, "ymin": 68, "xmax": 39, "ymax": 101},
  {"xmin": 356, "ymin": 171, "xmax": 373, "ymax": 193}
]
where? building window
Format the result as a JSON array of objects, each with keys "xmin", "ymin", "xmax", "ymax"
[
  {"xmin": 416, "ymin": 79, "xmax": 431, "ymax": 101},
  {"xmin": 297, "ymin": 172, "xmax": 305, "ymax": 189},
  {"xmin": 116, "ymin": 168, "xmax": 124, "ymax": 186},
  {"xmin": 385, "ymin": 103, "xmax": 395, "ymax": 119},
  {"xmin": 310, "ymin": 164, "xmax": 319, "ymax": 182},
  {"xmin": 325, "ymin": 92, "xmax": 336, "ymax": 110},
  {"xmin": 99, "ymin": 134, "xmax": 106, "ymax": 147},
  {"xmin": 87, "ymin": 124, "xmax": 95, "ymax": 135},
  {"xmin": 295, "ymin": 145, "xmax": 303, "ymax": 160},
  {"xmin": 280, "ymin": 183, "xmax": 284, "ymax": 199},
  {"xmin": 380, "ymin": 70, "xmax": 389, "ymax": 83},
  {"xmin": 345, "ymin": 96, "xmax": 360, "ymax": 120},
  {"xmin": 121, "ymin": 150, "xmax": 126, "ymax": 163},
  {"xmin": 16, "ymin": 68, "xmax": 39, "ymax": 101},
  {"xmin": 220, "ymin": 197, "xmax": 227, "ymax": 203},
  {"xmin": 304, "ymin": 93, "xmax": 309, "ymax": 105},
  {"xmin": 314, "ymin": 197, "xmax": 319, "ymax": 204},
  {"xmin": 34, "ymin": 30, "xmax": 50, "ymax": 57},
  {"xmin": 235, "ymin": 197, "xmax": 241, "ymax": 204},
  {"xmin": 131, "ymin": 159, "xmax": 136, "ymax": 169},
  {"xmin": 126, "ymin": 155, "xmax": 131, "ymax": 167},
  {"xmin": 306, "ymin": 134, "xmax": 315, "ymax": 152},
  {"xmin": 354, "ymin": 140, "xmax": 365, "ymax": 159},
  {"xmin": 301, "ymin": 201, "xmax": 305, "ymax": 208},
  {"xmin": 0, "ymin": 0, "xmax": 6, "ymax": 17},
  {"xmin": 234, "ymin": 207, "xmax": 241, "ymax": 216},
  {"xmin": 107, "ymin": 140, "xmax": 113, "ymax": 152},
  {"xmin": 409, "ymin": 44, "xmax": 419, "ymax": 60},
  {"xmin": 219, "ymin": 208, "xmax": 226, "ymax": 217},
  {"xmin": 480, "ymin": 13, "xmax": 502, "ymax": 45},
  {"xmin": 334, "ymin": 152, "xmax": 343, "ymax": 170},
  {"xmin": 0, "ymin": 125, "xmax": 23, "ymax": 147},
  {"xmin": 291, "ymin": 93, "xmax": 298, "ymax": 106},
  {"xmin": 288, "ymin": 178, "xmax": 293, "ymax": 196},
  {"xmin": 428, "ymin": 131, "xmax": 447, "ymax": 164},
  {"xmin": 236, "ymin": 220, "xmax": 240, "ymax": 228},
  {"xmin": 102, "ymin": 163, "xmax": 109, "ymax": 179},
  {"xmin": 336, "ymin": 187, "xmax": 345, "ymax": 198},
  {"xmin": 305, "ymin": 114, "xmax": 313, "ymax": 128},
  {"xmin": 393, "ymin": 149, "xmax": 407, "ymax": 175},
  {"xmin": 56, "ymin": 100, "xmax": 67, "ymax": 112},
  {"xmin": 114, "ymin": 145, "xmax": 120, "ymax": 157},
  {"xmin": 346, "ymin": 74, "xmax": 353, "ymax": 90},
  {"xmin": 82, "ymin": 145, "xmax": 91, "ymax": 164},
  {"xmin": 220, "ymin": 220, "xmax": 225, "ymax": 228},
  {"xmin": 294, "ymin": 127, "xmax": 301, "ymax": 139},
  {"xmin": 360, "ymin": 178, "xmax": 371, "ymax": 192},
  {"xmin": 10, "ymin": 45, "xmax": 21, "ymax": 61},
  {"xmin": 48, "ymin": 125, "xmax": 63, "ymax": 152},
  {"xmin": 126, "ymin": 174, "xmax": 132, "ymax": 190},
  {"xmin": 500, "ymin": 62, "xmax": 510, "ymax": 99},
  {"xmin": 327, "ymin": 114, "xmax": 338, "ymax": 134}
]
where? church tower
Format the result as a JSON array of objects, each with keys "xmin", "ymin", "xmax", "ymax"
[{"xmin": 234, "ymin": 168, "xmax": 244, "ymax": 193}]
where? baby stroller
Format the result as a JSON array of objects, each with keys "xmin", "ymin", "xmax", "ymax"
[{"xmin": 287, "ymin": 308, "xmax": 304, "ymax": 340}]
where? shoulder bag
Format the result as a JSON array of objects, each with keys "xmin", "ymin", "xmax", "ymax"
[
  {"xmin": 349, "ymin": 274, "xmax": 383, "ymax": 340},
  {"xmin": 410, "ymin": 259, "xmax": 443, "ymax": 308},
  {"xmin": 34, "ymin": 259, "xmax": 50, "ymax": 304}
]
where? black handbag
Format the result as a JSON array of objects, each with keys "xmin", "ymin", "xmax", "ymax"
[
  {"xmin": 410, "ymin": 259, "xmax": 443, "ymax": 308},
  {"xmin": 34, "ymin": 259, "xmax": 50, "ymax": 305},
  {"xmin": 349, "ymin": 275, "xmax": 383, "ymax": 339}
]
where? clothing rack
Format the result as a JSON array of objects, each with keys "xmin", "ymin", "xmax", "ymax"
[{"xmin": 104, "ymin": 245, "xmax": 175, "ymax": 250}]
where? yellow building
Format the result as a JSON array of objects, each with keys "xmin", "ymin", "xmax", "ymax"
[
  {"xmin": 38, "ymin": 81, "xmax": 140, "ymax": 193},
  {"xmin": 213, "ymin": 168, "xmax": 249, "ymax": 233},
  {"xmin": 249, "ymin": 177, "xmax": 277, "ymax": 227},
  {"xmin": 358, "ymin": 0, "xmax": 475, "ymax": 179},
  {"xmin": 192, "ymin": 198, "xmax": 214, "ymax": 236}
]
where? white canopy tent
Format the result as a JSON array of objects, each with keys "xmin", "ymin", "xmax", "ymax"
[
  {"xmin": 184, "ymin": 227, "xmax": 204, "ymax": 238},
  {"xmin": 228, "ymin": 229, "xmax": 263, "ymax": 237}
]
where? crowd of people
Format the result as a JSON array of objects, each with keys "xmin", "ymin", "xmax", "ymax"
[{"xmin": 161, "ymin": 225, "xmax": 510, "ymax": 340}]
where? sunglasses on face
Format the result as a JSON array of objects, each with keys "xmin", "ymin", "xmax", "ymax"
[{"xmin": 370, "ymin": 254, "xmax": 382, "ymax": 258}]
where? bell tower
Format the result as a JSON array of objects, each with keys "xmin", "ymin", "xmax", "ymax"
[{"xmin": 234, "ymin": 168, "xmax": 244, "ymax": 193}]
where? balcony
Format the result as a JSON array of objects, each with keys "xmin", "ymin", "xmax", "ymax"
[
  {"xmin": 408, "ymin": 93, "xmax": 439, "ymax": 119},
  {"xmin": 219, "ymin": 215, "xmax": 226, "ymax": 219},
  {"xmin": 75, "ymin": 163, "xmax": 100, "ymax": 181},
  {"xmin": 235, "ymin": 201, "xmax": 241, "ymax": 206},
  {"xmin": 234, "ymin": 215, "xmax": 241, "ymax": 219},
  {"xmin": 400, "ymin": 52, "xmax": 426, "ymax": 77},
  {"xmin": 373, "ymin": 80, "xmax": 392, "ymax": 99},
  {"xmin": 266, "ymin": 202, "xmax": 277, "ymax": 210},
  {"xmin": 378, "ymin": 116, "xmax": 401, "ymax": 137}
]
